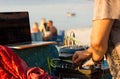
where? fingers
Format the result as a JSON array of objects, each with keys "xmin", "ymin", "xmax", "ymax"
[
  {"xmin": 72, "ymin": 53, "xmax": 77, "ymax": 63},
  {"xmin": 82, "ymin": 58, "xmax": 94, "ymax": 67},
  {"xmin": 72, "ymin": 52, "xmax": 81, "ymax": 63},
  {"xmin": 73, "ymin": 56, "xmax": 81, "ymax": 64},
  {"xmin": 72, "ymin": 50, "xmax": 92, "ymax": 64},
  {"xmin": 72, "ymin": 51, "xmax": 85, "ymax": 63}
]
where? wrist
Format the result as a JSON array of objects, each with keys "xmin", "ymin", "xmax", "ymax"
[
  {"xmin": 85, "ymin": 49, "xmax": 92, "ymax": 59},
  {"xmin": 86, "ymin": 47, "xmax": 103, "ymax": 64},
  {"xmin": 92, "ymin": 57, "xmax": 103, "ymax": 64}
]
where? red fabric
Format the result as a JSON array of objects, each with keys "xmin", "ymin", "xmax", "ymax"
[
  {"xmin": 27, "ymin": 67, "xmax": 53, "ymax": 79},
  {"xmin": 0, "ymin": 45, "xmax": 27, "ymax": 79},
  {"xmin": 0, "ymin": 45, "xmax": 58, "ymax": 79}
]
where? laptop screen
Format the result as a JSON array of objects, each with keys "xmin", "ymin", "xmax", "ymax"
[{"xmin": 0, "ymin": 11, "xmax": 32, "ymax": 45}]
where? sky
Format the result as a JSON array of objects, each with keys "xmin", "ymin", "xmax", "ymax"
[
  {"xmin": 0, "ymin": 0, "xmax": 94, "ymax": 30},
  {"xmin": 0, "ymin": 0, "xmax": 93, "ymax": 5}
]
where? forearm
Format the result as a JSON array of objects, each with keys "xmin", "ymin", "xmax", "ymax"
[{"xmin": 89, "ymin": 19, "xmax": 114, "ymax": 61}]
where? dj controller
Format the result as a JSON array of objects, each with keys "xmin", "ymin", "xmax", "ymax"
[
  {"xmin": 50, "ymin": 45, "xmax": 110, "ymax": 78},
  {"xmin": 50, "ymin": 58, "xmax": 102, "ymax": 78}
]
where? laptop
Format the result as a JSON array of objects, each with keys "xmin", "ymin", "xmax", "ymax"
[{"xmin": 0, "ymin": 11, "xmax": 56, "ymax": 49}]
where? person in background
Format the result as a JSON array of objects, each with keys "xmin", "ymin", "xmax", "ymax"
[
  {"xmin": 72, "ymin": 0, "xmax": 120, "ymax": 78},
  {"xmin": 43, "ymin": 20, "xmax": 58, "ymax": 41},
  {"xmin": 31, "ymin": 22, "xmax": 40, "ymax": 33},
  {"xmin": 39, "ymin": 18, "xmax": 47, "ymax": 36}
]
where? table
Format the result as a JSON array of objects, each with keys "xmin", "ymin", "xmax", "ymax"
[{"xmin": 12, "ymin": 42, "xmax": 59, "ymax": 71}]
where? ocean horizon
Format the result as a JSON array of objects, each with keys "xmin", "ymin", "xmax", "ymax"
[{"xmin": 0, "ymin": 0, "xmax": 94, "ymax": 31}]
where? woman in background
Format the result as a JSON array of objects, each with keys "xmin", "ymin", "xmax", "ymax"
[
  {"xmin": 39, "ymin": 18, "xmax": 47, "ymax": 36},
  {"xmin": 31, "ymin": 22, "xmax": 40, "ymax": 33}
]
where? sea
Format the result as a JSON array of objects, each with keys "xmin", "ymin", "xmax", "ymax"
[{"xmin": 0, "ymin": 0, "xmax": 94, "ymax": 31}]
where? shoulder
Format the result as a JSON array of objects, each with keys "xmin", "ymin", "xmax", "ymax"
[
  {"xmin": 93, "ymin": 0, "xmax": 120, "ymax": 20},
  {"xmin": 51, "ymin": 26, "xmax": 56, "ymax": 29}
]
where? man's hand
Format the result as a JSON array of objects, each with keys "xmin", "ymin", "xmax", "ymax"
[{"xmin": 72, "ymin": 50, "xmax": 92, "ymax": 64}]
